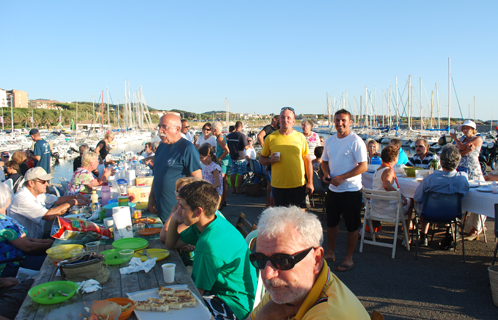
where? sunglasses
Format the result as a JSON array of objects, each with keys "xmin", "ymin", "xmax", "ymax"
[
  {"xmin": 249, "ymin": 247, "xmax": 314, "ymax": 270},
  {"xmin": 36, "ymin": 179, "xmax": 49, "ymax": 185},
  {"xmin": 281, "ymin": 107, "xmax": 295, "ymax": 113},
  {"xmin": 415, "ymin": 145, "xmax": 425, "ymax": 148},
  {"xmin": 203, "ymin": 128, "xmax": 211, "ymax": 131},
  {"xmin": 248, "ymin": 139, "xmax": 253, "ymax": 142}
]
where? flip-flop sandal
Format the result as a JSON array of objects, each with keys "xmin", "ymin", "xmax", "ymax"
[
  {"xmin": 335, "ymin": 264, "xmax": 354, "ymax": 272},
  {"xmin": 324, "ymin": 257, "xmax": 336, "ymax": 262}
]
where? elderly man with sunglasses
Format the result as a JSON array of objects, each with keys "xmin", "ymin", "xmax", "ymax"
[
  {"xmin": 248, "ymin": 206, "xmax": 369, "ymax": 320},
  {"xmin": 406, "ymin": 139, "xmax": 439, "ymax": 169},
  {"xmin": 9, "ymin": 168, "xmax": 90, "ymax": 239}
]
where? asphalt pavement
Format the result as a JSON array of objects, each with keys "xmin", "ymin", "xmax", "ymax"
[{"xmin": 221, "ymin": 187, "xmax": 498, "ymax": 320}]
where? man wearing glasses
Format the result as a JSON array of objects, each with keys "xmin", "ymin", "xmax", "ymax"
[
  {"xmin": 166, "ymin": 181, "xmax": 256, "ymax": 320},
  {"xmin": 248, "ymin": 206, "xmax": 369, "ymax": 320},
  {"xmin": 9, "ymin": 167, "xmax": 90, "ymax": 239},
  {"xmin": 406, "ymin": 139, "xmax": 439, "ymax": 169},
  {"xmin": 148, "ymin": 114, "xmax": 202, "ymax": 222},
  {"xmin": 259, "ymin": 107, "xmax": 314, "ymax": 207},
  {"xmin": 180, "ymin": 119, "xmax": 193, "ymax": 143}
]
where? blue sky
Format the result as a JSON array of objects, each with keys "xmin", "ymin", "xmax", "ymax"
[{"xmin": 2, "ymin": 1, "xmax": 497, "ymax": 121}]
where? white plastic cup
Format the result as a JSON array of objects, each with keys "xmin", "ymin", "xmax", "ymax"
[
  {"xmin": 273, "ymin": 152, "xmax": 280, "ymax": 161},
  {"xmin": 104, "ymin": 217, "xmax": 114, "ymax": 228},
  {"xmin": 415, "ymin": 170, "xmax": 423, "ymax": 181},
  {"xmin": 162, "ymin": 263, "xmax": 176, "ymax": 283}
]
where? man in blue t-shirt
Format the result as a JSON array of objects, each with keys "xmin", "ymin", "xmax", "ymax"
[
  {"xmin": 147, "ymin": 114, "xmax": 202, "ymax": 222},
  {"xmin": 166, "ymin": 180, "xmax": 257, "ymax": 320},
  {"xmin": 29, "ymin": 129, "xmax": 51, "ymax": 174}
]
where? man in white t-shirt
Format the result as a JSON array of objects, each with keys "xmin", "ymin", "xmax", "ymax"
[
  {"xmin": 9, "ymin": 168, "xmax": 90, "ymax": 239},
  {"xmin": 321, "ymin": 109, "xmax": 367, "ymax": 272},
  {"xmin": 181, "ymin": 119, "xmax": 193, "ymax": 143}
]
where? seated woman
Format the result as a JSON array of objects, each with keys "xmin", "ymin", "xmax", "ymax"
[
  {"xmin": 366, "ymin": 139, "xmax": 381, "ymax": 164},
  {"xmin": 67, "ymin": 151, "xmax": 112, "ymax": 195},
  {"xmin": 0, "ymin": 183, "xmax": 53, "ymax": 277},
  {"xmin": 370, "ymin": 145, "xmax": 412, "ymax": 243}
]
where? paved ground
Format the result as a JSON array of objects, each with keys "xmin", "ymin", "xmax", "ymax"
[{"xmin": 220, "ymin": 187, "xmax": 498, "ymax": 320}]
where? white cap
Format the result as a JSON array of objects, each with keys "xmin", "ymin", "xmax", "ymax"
[
  {"xmin": 457, "ymin": 120, "xmax": 477, "ymax": 131},
  {"xmin": 25, "ymin": 167, "xmax": 54, "ymax": 181}
]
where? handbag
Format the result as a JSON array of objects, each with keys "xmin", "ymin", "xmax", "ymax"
[{"xmin": 50, "ymin": 252, "xmax": 110, "ymax": 284}]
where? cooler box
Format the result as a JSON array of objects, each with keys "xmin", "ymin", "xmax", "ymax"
[
  {"xmin": 136, "ymin": 176, "xmax": 154, "ymax": 186},
  {"xmin": 128, "ymin": 185, "xmax": 151, "ymax": 204}
]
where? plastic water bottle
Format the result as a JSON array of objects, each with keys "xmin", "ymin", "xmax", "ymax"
[
  {"xmin": 101, "ymin": 182, "xmax": 111, "ymax": 207},
  {"xmin": 91, "ymin": 203, "xmax": 101, "ymax": 220}
]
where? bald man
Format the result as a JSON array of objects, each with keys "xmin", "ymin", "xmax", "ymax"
[{"xmin": 148, "ymin": 113, "xmax": 202, "ymax": 222}]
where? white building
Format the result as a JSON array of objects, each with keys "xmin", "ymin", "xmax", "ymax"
[{"xmin": 0, "ymin": 89, "xmax": 7, "ymax": 108}]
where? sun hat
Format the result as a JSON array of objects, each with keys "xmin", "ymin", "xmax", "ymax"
[
  {"xmin": 457, "ymin": 120, "xmax": 477, "ymax": 131},
  {"xmin": 25, "ymin": 167, "xmax": 54, "ymax": 181}
]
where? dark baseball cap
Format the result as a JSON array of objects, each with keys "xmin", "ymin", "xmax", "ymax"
[
  {"xmin": 29, "ymin": 128, "xmax": 39, "ymax": 135},
  {"xmin": 1, "ymin": 152, "xmax": 9, "ymax": 157}
]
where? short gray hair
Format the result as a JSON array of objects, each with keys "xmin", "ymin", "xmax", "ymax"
[
  {"xmin": 258, "ymin": 206, "xmax": 323, "ymax": 248},
  {"xmin": 0, "ymin": 183, "xmax": 11, "ymax": 209},
  {"xmin": 213, "ymin": 122, "xmax": 223, "ymax": 133},
  {"xmin": 440, "ymin": 145, "xmax": 461, "ymax": 171},
  {"xmin": 301, "ymin": 119, "xmax": 314, "ymax": 127}
]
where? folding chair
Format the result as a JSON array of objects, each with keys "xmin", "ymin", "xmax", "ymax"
[
  {"xmin": 310, "ymin": 171, "xmax": 327, "ymax": 210},
  {"xmin": 492, "ymin": 204, "xmax": 498, "ymax": 265},
  {"xmin": 415, "ymin": 192, "xmax": 465, "ymax": 261},
  {"xmin": 236, "ymin": 213, "xmax": 257, "ymax": 238},
  {"xmin": 360, "ymin": 188, "xmax": 410, "ymax": 259}
]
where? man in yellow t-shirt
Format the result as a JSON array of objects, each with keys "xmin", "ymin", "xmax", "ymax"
[
  {"xmin": 248, "ymin": 206, "xmax": 370, "ymax": 320},
  {"xmin": 259, "ymin": 107, "xmax": 313, "ymax": 207}
]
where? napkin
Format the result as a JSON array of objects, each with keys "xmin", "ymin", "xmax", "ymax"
[
  {"xmin": 77, "ymin": 279, "xmax": 102, "ymax": 293},
  {"xmin": 119, "ymin": 257, "xmax": 158, "ymax": 275}
]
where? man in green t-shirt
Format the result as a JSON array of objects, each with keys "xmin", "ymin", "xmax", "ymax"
[{"xmin": 166, "ymin": 181, "xmax": 257, "ymax": 320}]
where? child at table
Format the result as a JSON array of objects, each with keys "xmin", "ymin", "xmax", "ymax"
[
  {"xmin": 198, "ymin": 144, "xmax": 223, "ymax": 197},
  {"xmin": 165, "ymin": 181, "xmax": 256, "ymax": 320}
]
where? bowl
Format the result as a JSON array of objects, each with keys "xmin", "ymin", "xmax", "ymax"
[
  {"xmin": 403, "ymin": 166, "xmax": 423, "ymax": 178},
  {"xmin": 46, "ymin": 244, "xmax": 84, "ymax": 260},
  {"xmin": 119, "ymin": 249, "xmax": 134, "ymax": 263},
  {"xmin": 415, "ymin": 169, "xmax": 430, "ymax": 178},
  {"xmin": 28, "ymin": 281, "xmax": 79, "ymax": 305},
  {"xmin": 42, "ymin": 300, "xmax": 121, "ymax": 320},
  {"xmin": 105, "ymin": 298, "xmax": 135, "ymax": 320}
]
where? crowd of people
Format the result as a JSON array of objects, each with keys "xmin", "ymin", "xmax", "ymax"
[{"xmin": 0, "ymin": 110, "xmax": 494, "ymax": 319}]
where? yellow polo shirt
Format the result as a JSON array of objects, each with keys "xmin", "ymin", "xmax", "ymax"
[
  {"xmin": 261, "ymin": 130, "xmax": 309, "ymax": 189},
  {"xmin": 250, "ymin": 261, "xmax": 370, "ymax": 320}
]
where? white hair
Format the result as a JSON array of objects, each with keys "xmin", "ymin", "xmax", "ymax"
[
  {"xmin": 213, "ymin": 122, "xmax": 223, "ymax": 133},
  {"xmin": 0, "ymin": 183, "xmax": 12, "ymax": 209},
  {"xmin": 258, "ymin": 206, "xmax": 323, "ymax": 247}
]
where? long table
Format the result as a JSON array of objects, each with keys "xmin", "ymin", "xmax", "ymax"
[
  {"xmin": 362, "ymin": 172, "xmax": 498, "ymax": 218},
  {"xmin": 15, "ymin": 240, "xmax": 201, "ymax": 320}
]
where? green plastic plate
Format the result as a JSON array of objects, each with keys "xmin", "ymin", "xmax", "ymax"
[
  {"xmin": 28, "ymin": 281, "xmax": 78, "ymax": 305},
  {"xmin": 112, "ymin": 237, "xmax": 149, "ymax": 251}
]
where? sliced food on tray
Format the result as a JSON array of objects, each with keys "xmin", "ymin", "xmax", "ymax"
[{"xmin": 133, "ymin": 286, "xmax": 196, "ymax": 312}]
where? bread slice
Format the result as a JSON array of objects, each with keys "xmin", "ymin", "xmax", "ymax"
[
  {"xmin": 158, "ymin": 286, "xmax": 174, "ymax": 297},
  {"xmin": 166, "ymin": 299, "xmax": 183, "ymax": 310},
  {"xmin": 147, "ymin": 297, "xmax": 166, "ymax": 304},
  {"xmin": 173, "ymin": 289, "xmax": 191, "ymax": 297},
  {"xmin": 179, "ymin": 296, "xmax": 196, "ymax": 308},
  {"xmin": 134, "ymin": 301, "xmax": 151, "ymax": 311},
  {"xmin": 150, "ymin": 302, "xmax": 169, "ymax": 312}
]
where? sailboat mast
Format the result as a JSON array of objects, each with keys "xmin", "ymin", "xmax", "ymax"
[
  {"xmin": 225, "ymin": 98, "xmax": 229, "ymax": 132},
  {"xmin": 107, "ymin": 88, "xmax": 110, "ymax": 129},
  {"xmin": 448, "ymin": 58, "xmax": 451, "ymax": 130}
]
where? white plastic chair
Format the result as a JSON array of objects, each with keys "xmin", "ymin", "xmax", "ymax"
[
  {"xmin": 360, "ymin": 188, "xmax": 410, "ymax": 259},
  {"xmin": 244, "ymin": 230, "xmax": 266, "ymax": 310}
]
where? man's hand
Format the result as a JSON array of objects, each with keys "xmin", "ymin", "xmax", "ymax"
[
  {"xmin": 102, "ymin": 167, "xmax": 112, "ymax": 179},
  {"xmin": 306, "ymin": 182, "xmax": 314, "ymax": 195},
  {"xmin": 148, "ymin": 202, "xmax": 158, "ymax": 214},
  {"xmin": 75, "ymin": 195, "xmax": 91, "ymax": 206},
  {"xmin": 331, "ymin": 174, "xmax": 345, "ymax": 187},
  {"xmin": 269, "ymin": 154, "xmax": 280, "ymax": 163},
  {"xmin": 322, "ymin": 173, "xmax": 331, "ymax": 184},
  {"xmin": 0, "ymin": 277, "xmax": 18, "ymax": 288},
  {"xmin": 171, "ymin": 207, "xmax": 184, "ymax": 224}
]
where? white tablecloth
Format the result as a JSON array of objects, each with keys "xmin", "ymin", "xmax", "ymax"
[{"xmin": 362, "ymin": 172, "xmax": 498, "ymax": 218}]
